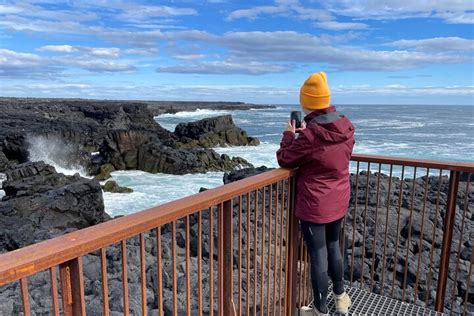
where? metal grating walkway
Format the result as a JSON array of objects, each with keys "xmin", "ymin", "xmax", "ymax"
[{"xmin": 300, "ymin": 284, "xmax": 444, "ymax": 316}]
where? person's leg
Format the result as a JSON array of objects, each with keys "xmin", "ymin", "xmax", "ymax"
[
  {"xmin": 300, "ymin": 220, "xmax": 329, "ymax": 314},
  {"xmin": 325, "ymin": 217, "xmax": 345, "ymax": 295}
]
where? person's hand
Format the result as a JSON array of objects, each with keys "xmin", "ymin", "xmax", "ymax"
[
  {"xmin": 285, "ymin": 120, "xmax": 306, "ymax": 134},
  {"xmin": 296, "ymin": 121, "xmax": 307, "ymax": 133}
]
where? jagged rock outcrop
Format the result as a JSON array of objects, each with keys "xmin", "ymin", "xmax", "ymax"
[
  {"xmin": 0, "ymin": 99, "xmax": 259, "ymax": 176},
  {"xmin": 0, "ymin": 161, "xmax": 108, "ymax": 252},
  {"xmin": 175, "ymin": 115, "xmax": 260, "ymax": 148}
]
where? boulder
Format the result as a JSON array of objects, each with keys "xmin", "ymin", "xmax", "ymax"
[
  {"xmin": 175, "ymin": 115, "xmax": 259, "ymax": 147},
  {"xmin": 223, "ymin": 166, "xmax": 274, "ymax": 184},
  {"xmin": 102, "ymin": 180, "xmax": 133, "ymax": 193}
]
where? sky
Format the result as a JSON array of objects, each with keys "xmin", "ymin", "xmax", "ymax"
[{"xmin": 0, "ymin": 0, "xmax": 473, "ymax": 105}]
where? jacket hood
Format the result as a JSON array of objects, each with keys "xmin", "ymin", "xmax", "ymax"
[
  {"xmin": 303, "ymin": 106, "xmax": 355, "ymax": 143},
  {"xmin": 313, "ymin": 117, "xmax": 354, "ymax": 143}
]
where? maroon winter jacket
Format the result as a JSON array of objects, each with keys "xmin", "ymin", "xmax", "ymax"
[{"xmin": 276, "ymin": 106, "xmax": 355, "ymax": 224}]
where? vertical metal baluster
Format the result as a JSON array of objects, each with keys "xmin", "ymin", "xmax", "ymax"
[
  {"xmin": 350, "ymin": 161, "xmax": 360, "ymax": 285},
  {"xmin": 171, "ymin": 221, "xmax": 177, "ymax": 316},
  {"xmin": 197, "ymin": 213, "xmax": 203, "ymax": 316},
  {"xmin": 218, "ymin": 203, "xmax": 224, "ymax": 314},
  {"xmin": 260, "ymin": 186, "xmax": 267, "ymax": 315},
  {"xmin": 185, "ymin": 216, "xmax": 191, "ymax": 316},
  {"xmin": 238, "ymin": 195, "xmax": 243, "ymax": 316},
  {"xmin": 140, "ymin": 233, "xmax": 147, "ymax": 316},
  {"xmin": 370, "ymin": 164, "xmax": 382, "ymax": 291},
  {"xmin": 100, "ymin": 248, "xmax": 110, "ymax": 316},
  {"xmin": 283, "ymin": 179, "xmax": 291, "ymax": 316},
  {"xmin": 278, "ymin": 181, "xmax": 285, "ymax": 315},
  {"xmin": 20, "ymin": 278, "xmax": 31, "ymax": 315},
  {"xmin": 462, "ymin": 239, "xmax": 474, "ymax": 315},
  {"xmin": 425, "ymin": 169, "xmax": 443, "ymax": 305},
  {"xmin": 272, "ymin": 182, "xmax": 280, "ymax": 315},
  {"xmin": 266, "ymin": 184, "xmax": 273, "ymax": 315},
  {"xmin": 360, "ymin": 162, "xmax": 371, "ymax": 287},
  {"xmin": 414, "ymin": 168, "xmax": 430, "ymax": 304},
  {"xmin": 380, "ymin": 164, "xmax": 393, "ymax": 295},
  {"xmin": 254, "ymin": 189, "xmax": 259, "ymax": 316},
  {"xmin": 50, "ymin": 267, "xmax": 60, "ymax": 316},
  {"xmin": 449, "ymin": 176, "xmax": 470, "ymax": 311},
  {"xmin": 209, "ymin": 207, "xmax": 214, "ymax": 316},
  {"xmin": 402, "ymin": 166, "xmax": 417, "ymax": 302},
  {"xmin": 121, "ymin": 240, "xmax": 129, "ymax": 316},
  {"xmin": 246, "ymin": 192, "xmax": 251, "ymax": 314},
  {"xmin": 156, "ymin": 227, "xmax": 163, "ymax": 316},
  {"xmin": 391, "ymin": 165, "xmax": 405, "ymax": 297}
]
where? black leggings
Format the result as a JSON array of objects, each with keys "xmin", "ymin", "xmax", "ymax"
[{"xmin": 300, "ymin": 217, "xmax": 344, "ymax": 313}]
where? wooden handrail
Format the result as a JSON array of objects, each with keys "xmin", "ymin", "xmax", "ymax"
[{"xmin": 351, "ymin": 153, "xmax": 474, "ymax": 172}]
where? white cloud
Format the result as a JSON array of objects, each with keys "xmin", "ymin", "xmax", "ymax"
[
  {"xmin": 390, "ymin": 37, "xmax": 474, "ymax": 52},
  {"xmin": 58, "ymin": 58, "xmax": 136, "ymax": 72},
  {"xmin": 0, "ymin": 48, "xmax": 60, "ymax": 78},
  {"xmin": 174, "ymin": 54, "xmax": 206, "ymax": 60},
  {"xmin": 333, "ymin": 84, "xmax": 474, "ymax": 96},
  {"xmin": 37, "ymin": 45, "xmax": 78, "ymax": 53},
  {"xmin": 325, "ymin": 0, "xmax": 474, "ymax": 24},
  {"xmin": 226, "ymin": 6, "xmax": 287, "ymax": 21},
  {"xmin": 38, "ymin": 45, "xmax": 121, "ymax": 58},
  {"xmin": 0, "ymin": 47, "xmax": 135, "ymax": 78},
  {"xmin": 158, "ymin": 60, "xmax": 291, "ymax": 75},
  {"xmin": 316, "ymin": 21, "xmax": 369, "ymax": 30}
]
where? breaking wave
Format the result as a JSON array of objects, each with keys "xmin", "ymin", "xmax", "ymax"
[{"xmin": 27, "ymin": 135, "xmax": 87, "ymax": 177}]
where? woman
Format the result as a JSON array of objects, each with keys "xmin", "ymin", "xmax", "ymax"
[{"xmin": 277, "ymin": 72, "xmax": 355, "ymax": 315}]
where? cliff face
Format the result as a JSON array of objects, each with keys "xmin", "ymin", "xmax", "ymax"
[{"xmin": 0, "ymin": 98, "xmax": 257, "ymax": 176}]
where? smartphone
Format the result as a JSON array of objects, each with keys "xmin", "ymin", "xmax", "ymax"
[{"xmin": 290, "ymin": 111, "xmax": 302, "ymax": 128}]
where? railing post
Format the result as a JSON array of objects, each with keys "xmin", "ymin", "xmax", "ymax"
[
  {"xmin": 222, "ymin": 199, "xmax": 234, "ymax": 316},
  {"xmin": 285, "ymin": 176, "xmax": 299, "ymax": 316},
  {"xmin": 60, "ymin": 257, "xmax": 86, "ymax": 316},
  {"xmin": 435, "ymin": 170, "xmax": 460, "ymax": 312}
]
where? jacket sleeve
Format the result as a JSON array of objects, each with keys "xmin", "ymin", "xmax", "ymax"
[{"xmin": 276, "ymin": 131, "xmax": 313, "ymax": 169}]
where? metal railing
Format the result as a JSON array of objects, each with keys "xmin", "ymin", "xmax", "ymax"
[
  {"xmin": 0, "ymin": 154, "xmax": 473, "ymax": 315},
  {"xmin": 296, "ymin": 154, "xmax": 474, "ymax": 315}
]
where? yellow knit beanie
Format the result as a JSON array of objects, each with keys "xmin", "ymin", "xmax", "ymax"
[{"xmin": 299, "ymin": 71, "xmax": 331, "ymax": 110}]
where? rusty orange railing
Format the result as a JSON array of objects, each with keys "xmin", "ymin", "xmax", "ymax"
[{"xmin": 0, "ymin": 154, "xmax": 473, "ymax": 315}]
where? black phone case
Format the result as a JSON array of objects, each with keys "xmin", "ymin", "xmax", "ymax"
[{"xmin": 290, "ymin": 111, "xmax": 302, "ymax": 128}]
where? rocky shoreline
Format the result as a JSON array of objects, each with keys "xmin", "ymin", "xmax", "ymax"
[
  {"xmin": 0, "ymin": 98, "xmax": 472, "ymax": 314},
  {"xmin": 0, "ymin": 98, "xmax": 263, "ymax": 176}
]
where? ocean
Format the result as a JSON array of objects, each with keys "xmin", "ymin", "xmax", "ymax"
[{"xmin": 1, "ymin": 104, "xmax": 472, "ymax": 215}]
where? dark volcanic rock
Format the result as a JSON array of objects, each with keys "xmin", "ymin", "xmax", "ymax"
[
  {"xmin": 0, "ymin": 98, "xmax": 259, "ymax": 176},
  {"xmin": 175, "ymin": 115, "xmax": 260, "ymax": 148},
  {"xmin": 0, "ymin": 161, "xmax": 108, "ymax": 252},
  {"xmin": 102, "ymin": 180, "xmax": 133, "ymax": 193},
  {"xmin": 144, "ymin": 100, "xmax": 274, "ymax": 116},
  {"xmin": 0, "ymin": 99, "xmax": 174, "ymax": 173},
  {"xmin": 223, "ymin": 166, "xmax": 274, "ymax": 184}
]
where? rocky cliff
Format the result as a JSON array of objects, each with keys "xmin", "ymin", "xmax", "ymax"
[{"xmin": 0, "ymin": 98, "xmax": 258, "ymax": 176}]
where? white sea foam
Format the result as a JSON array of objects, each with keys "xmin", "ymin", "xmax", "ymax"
[
  {"xmin": 214, "ymin": 142, "xmax": 280, "ymax": 168},
  {"xmin": 155, "ymin": 109, "xmax": 232, "ymax": 131},
  {"xmin": 103, "ymin": 170, "xmax": 225, "ymax": 216},
  {"xmin": 27, "ymin": 135, "xmax": 87, "ymax": 176}
]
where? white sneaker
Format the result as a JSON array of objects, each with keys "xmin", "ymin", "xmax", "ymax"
[
  {"xmin": 334, "ymin": 291, "xmax": 351, "ymax": 314},
  {"xmin": 300, "ymin": 301, "xmax": 329, "ymax": 316}
]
